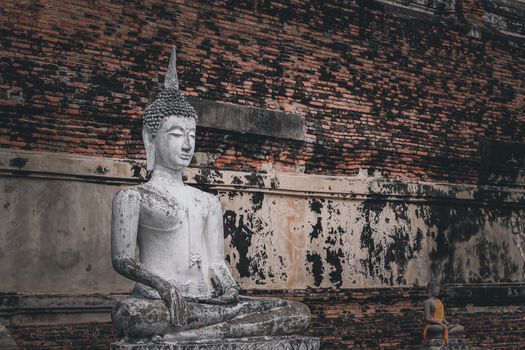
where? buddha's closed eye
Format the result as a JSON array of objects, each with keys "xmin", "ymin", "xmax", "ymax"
[{"xmin": 169, "ymin": 130, "xmax": 196, "ymax": 139}]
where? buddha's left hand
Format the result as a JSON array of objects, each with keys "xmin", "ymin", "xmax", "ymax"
[
  {"xmin": 221, "ymin": 287, "xmax": 239, "ymax": 303},
  {"xmin": 207, "ymin": 287, "xmax": 239, "ymax": 304}
]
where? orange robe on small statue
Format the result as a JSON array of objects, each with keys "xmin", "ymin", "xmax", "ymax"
[{"xmin": 423, "ymin": 298, "xmax": 448, "ymax": 344}]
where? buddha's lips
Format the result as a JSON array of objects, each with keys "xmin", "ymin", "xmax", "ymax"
[{"xmin": 178, "ymin": 154, "xmax": 192, "ymax": 160}]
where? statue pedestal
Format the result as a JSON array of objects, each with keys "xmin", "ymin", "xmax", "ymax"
[
  {"xmin": 421, "ymin": 338, "xmax": 468, "ymax": 350},
  {"xmin": 110, "ymin": 335, "xmax": 320, "ymax": 350}
]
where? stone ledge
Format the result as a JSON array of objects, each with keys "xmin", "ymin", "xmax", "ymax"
[
  {"xmin": 1, "ymin": 149, "xmax": 524, "ymax": 205},
  {"xmin": 110, "ymin": 336, "xmax": 320, "ymax": 350}
]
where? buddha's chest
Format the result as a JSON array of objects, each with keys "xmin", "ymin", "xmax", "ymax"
[
  {"xmin": 136, "ymin": 187, "xmax": 210, "ymax": 271},
  {"xmin": 138, "ymin": 188, "xmax": 209, "ymax": 231}
]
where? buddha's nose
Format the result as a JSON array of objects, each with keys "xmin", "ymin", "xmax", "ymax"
[{"xmin": 182, "ymin": 136, "xmax": 192, "ymax": 152}]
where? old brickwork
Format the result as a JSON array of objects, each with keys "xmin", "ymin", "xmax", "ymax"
[
  {"xmin": 2, "ymin": 1, "xmax": 525, "ymax": 349},
  {"xmin": 1, "ymin": 0, "xmax": 524, "ymax": 182},
  {"xmin": 7, "ymin": 289, "xmax": 525, "ymax": 349}
]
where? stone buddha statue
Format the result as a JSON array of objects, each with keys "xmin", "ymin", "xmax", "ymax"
[
  {"xmin": 422, "ymin": 279, "xmax": 465, "ymax": 349},
  {"xmin": 110, "ymin": 49, "xmax": 314, "ymax": 346}
]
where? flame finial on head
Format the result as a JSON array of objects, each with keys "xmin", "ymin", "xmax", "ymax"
[{"xmin": 164, "ymin": 47, "xmax": 179, "ymax": 90}]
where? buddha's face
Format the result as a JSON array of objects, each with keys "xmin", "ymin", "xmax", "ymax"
[{"xmin": 153, "ymin": 115, "xmax": 196, "ymax": 171}]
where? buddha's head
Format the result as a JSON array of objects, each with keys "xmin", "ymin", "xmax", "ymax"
[
  {"xmin": 142, "ymin": 48, "xmax": 198, "ymax": 172},
  {"xmin": 427, "ymin": 278, "xmax": 440, "ymax": 297}
]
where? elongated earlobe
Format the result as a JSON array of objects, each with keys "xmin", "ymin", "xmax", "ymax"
[{"xmin": 142, "ymin": 128, "xmax": 155, "ymax": 172}]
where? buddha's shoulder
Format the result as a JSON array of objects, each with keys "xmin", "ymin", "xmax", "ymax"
[
  {"xmin": 115, "ymin": 184, "xmax": 172, "ymax": 202},
  {"xmin": 423, "ymin": 297, "xmax": 439, "ymax": 305},
  {"xmin": 185, "ymin": 185, "xmax": 220, "ymax": 207},
  {"xmin": 113, "ymin": 186, "xmax": 143, "ymax": 203}
]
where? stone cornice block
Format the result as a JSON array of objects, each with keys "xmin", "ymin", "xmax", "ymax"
[
  {"xmin": 482, "ymin": 0, "xmax": 525, "ymax": 40},
  {"xmin": 376, "ymin": 0, "xmax": 457, "ymax": 19},
  {"xmin": 188, "ymin": 97, "xmax": 305, "ymax": 142}
]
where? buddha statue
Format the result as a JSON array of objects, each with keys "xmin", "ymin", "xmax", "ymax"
[
  {"xmin": 110, "ymin": 49, "xmax": 313, "ymax": 345},
  {"xmin": 422, "ymin": 279, "xmax": 465, "ymax": 348}
]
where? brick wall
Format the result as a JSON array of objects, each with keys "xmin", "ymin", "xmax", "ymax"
[
  {"xmin": 1, "ymin": 0, "xmax": 524, "ymax": 183},
  {"xmin": 7, "ymin": 288, "xmax": 525, "ymax": 349},
  {"xmin": 2, "ymin": 1, "xmax": 525, "ymax": 349}
]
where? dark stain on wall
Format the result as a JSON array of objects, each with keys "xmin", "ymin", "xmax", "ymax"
[
  {"xmin": 310, "ymin": 217, "xmax": 323, "ymax": 242},
  {"xmin": 222, "ymin": 191, "xmax": 282, "ymax": 285},
  {"xmin": 223, "ymin": 210, "xmax": 253, "ymax": 278},
  {"xmin": 306, "ymin": 251, "xmax": 324, "ymax": 287},
  {"xmin": 244, "ymin": 172, "xmax": 265, "ymax": 188},
  {"xmin": 309, "ymin": 198, "xmax": 324, "ymax": 214},
  {"xmin": 250, "ymin": 192, "xmax": 264, "ymax": 212},
  {"xmin": 232, "ymin": 176, "xmax": 243, "ymax": 185},
  {"xmin": 9, "ymin": 157, "xmax": 28, "ymax": 169},
  {"xmin": 129, "ymin": 164, "xmax": 143, "ymax": 179},
  {"xmin": 355, "ymin": 197, "xmax": 525, "ymax": 285},
  {"xmin": 95, "ymin": 165, "xmax": 109, "ymax": 175},
  {"xmin": 326, "ymin": 247, "xmax": 344, "ymax": 287},
  {"xmin": 384, "ymin": 227, "xmax": 422, "ymax": 285},
  {"xmin": 359, "ymin": 200, "xmax": 388, "ymax": 282},
  {"xmin": 194, "ymin": 168, "xmax": 212, "ymax": 185},
  {"xmin": 326, "ymin": 200, "xmax": 341, "ymax": 220}
]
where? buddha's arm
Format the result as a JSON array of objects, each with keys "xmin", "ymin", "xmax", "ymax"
[
  {"xmin": 206, "ymin": 196, "xmax": 239, "ymax": 301},
  {"xmin": 424, "ymin": 300, "xmax": 443, "ymax": 326},
  {"xmin": 111, "ymin": 188, "xmax": 188, "ymax": 326}
]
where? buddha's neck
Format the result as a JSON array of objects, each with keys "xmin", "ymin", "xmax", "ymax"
[{"xmin": 149, "ymin": 164, "xmax": 185, "ymax": 188}]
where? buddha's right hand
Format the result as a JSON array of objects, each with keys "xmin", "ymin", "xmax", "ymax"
[{"xmin": 158, "ymin": 282, "xmax": 188, "ymax": 327}]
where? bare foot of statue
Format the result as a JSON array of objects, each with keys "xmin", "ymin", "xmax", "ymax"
[{"xmin": 110, "ymin": 48, "xmax": 312, "ymax": 344}]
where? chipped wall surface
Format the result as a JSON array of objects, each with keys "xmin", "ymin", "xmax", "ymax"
[
  {"xmin": 0, "ymin": 176, "xmax": 133, "ymax": 293},
  {"xmin": 1, "ymin": 150, "xmax": 524, "ymax": 295},
  {"xmin": 218, "ymin": 182, "xmax": 525, "ymax": 289}
]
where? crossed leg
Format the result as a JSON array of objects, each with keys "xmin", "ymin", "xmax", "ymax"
[
  {"xmin": 448, "ymin": 324, "xmax": 464, "ymax": 337},
  {"xmin": 112, "ymin": 296, "xmax": 310, "ymax": 341}
]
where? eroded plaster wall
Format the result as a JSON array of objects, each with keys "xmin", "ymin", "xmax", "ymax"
[
  {"xmin": 0, "ymin": 177, "xmax": 131, "ymax": 293},
  {"xmin": 221, "ymin": 191, "xmax": 525, "ymax": 289},
  {"xmin": 1, "ymin": 149, "xmax": 524, "ymax": 296}
]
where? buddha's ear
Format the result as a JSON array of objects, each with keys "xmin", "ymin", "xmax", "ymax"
[{"xmin": 142, "ymin": 127, "xmax": 155, "ymax": 172}]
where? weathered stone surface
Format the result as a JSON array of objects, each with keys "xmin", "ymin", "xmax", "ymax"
[
  {"xmin": 480, "ymin": 138, "xmax": 525, "ymax": 186},
  {"xmin": 1, "ymin": 149, "xmax": 524, "ymax": 296},
  {"xmin": 377, "ymin": 0, "xmax": 457, "ymax": 19},
  {"xmin": 110, "ymin": 336, "xmax": 320, "ymax": 350},
  {"xmin": 448, "ymin": 338, "xmax": 468, "ymax": 349},
  {"xmin": 421, "ymin": 338, "xmax": 468, "ymax": 350},
  {"xmin": 482, "ymin": 0, "xmax": 525, "ymax": 40},
  {"xmin": 188, "ymin": 97, "xmax": 304, "ymax": 142},
  {"xmin": 0, "ymin": 325, "xmax": 17, "ymax": 350}
]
